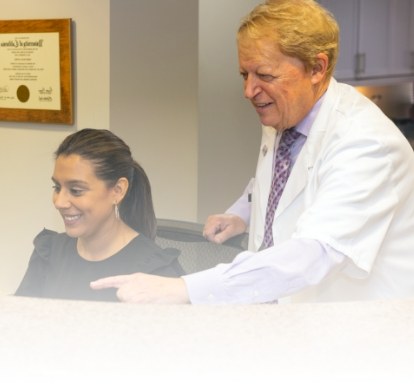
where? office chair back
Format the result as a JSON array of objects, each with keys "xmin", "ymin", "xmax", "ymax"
[{"xmin": 155, "ymin": 219, "xmax": 248, "ymax": 274}]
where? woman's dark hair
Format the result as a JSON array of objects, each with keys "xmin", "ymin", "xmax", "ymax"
[{"xmin": 55, "ymin": 128, "xmax": 157, "ymax": 239}]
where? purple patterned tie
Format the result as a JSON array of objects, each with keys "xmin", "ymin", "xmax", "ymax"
[{"xmin": 261, "ymin": 128, "xmax": 301, "ymax": 249}]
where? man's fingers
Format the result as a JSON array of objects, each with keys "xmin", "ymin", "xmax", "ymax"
[
  {"xmin": 203, "ymin": 223, "xmax": 229, "ymax": 243},
  {"xmin": 90, "ymin": 274, "xmax": 133, "ymax": 290},
  {"xmin": 203, "ymin": 224, "xmax": 221, "ymax": 239}
]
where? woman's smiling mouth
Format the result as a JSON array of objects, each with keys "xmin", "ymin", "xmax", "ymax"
[{"xmin": 62, "ymin": 214, "xmax": 82, "ymax": 225}]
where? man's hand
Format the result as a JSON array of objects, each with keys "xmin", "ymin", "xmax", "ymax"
[
  {"xmin": 90, "ymin": 273, "xmax": 190, "ymax": 304},
  {"xmin": 203, "ymin": 214, "xmax": 247, "ymax": 244}
]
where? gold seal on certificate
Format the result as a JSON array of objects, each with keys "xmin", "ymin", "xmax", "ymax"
[{"xmin": 16, "ymin": 85, "xmax": 30, "ymax": 103}]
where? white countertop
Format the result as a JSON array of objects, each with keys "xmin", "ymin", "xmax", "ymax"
[{"xmin": 0, "ymin": 295, "xmax": 413, "ymax": 383}]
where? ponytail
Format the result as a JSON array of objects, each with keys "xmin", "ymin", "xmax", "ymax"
[{"xmin": 120, "ymin": 161, "xmax": 157, "ymax": 239}]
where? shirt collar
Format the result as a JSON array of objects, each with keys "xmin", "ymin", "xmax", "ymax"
[{"xmin": 295, "ymin": 93, "xmax": 326, "ymax": 138}]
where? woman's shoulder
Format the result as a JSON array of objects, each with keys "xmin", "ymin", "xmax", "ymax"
[
  {"xmin": 33, "ymin": 228, "xmax": 70, "ymax": 244},
  {"xmin": 132, "ymin": 234, "xmax": 178, "ymax": 257},
  {"xmin": 33, "ymin": 229, "xmax": 73, "ymax": 259},
  {"xmin": 129, "ymin": 234, "xmax": 182, "ymax": 268}
]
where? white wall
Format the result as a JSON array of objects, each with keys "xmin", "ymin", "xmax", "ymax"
[
  {"xmin": 197, "ymin": 0, "xmax": 262, "ymax": 221},
  {"xmin": 110, "ymin": 0, "xmax": 199, "ymax": 222},
  {"xmin": 0, "ymin": 0, "xmax": 110, "ymax": 295}
]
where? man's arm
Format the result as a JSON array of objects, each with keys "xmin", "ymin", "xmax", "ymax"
[{"xmin": 91, "ymin": 239, "xmax": 346, "ymax": 304}]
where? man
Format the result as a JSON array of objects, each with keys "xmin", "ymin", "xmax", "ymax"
[{"xmin": 91, "ymin": 0, "xmax": 414, "ymax": 304}]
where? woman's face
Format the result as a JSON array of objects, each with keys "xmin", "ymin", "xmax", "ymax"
[
  {"xmin": 52, "ymin": 154, "xmax": 117, "ymax": 240},
  {"xmin": 238, "ymin": 37, "xmax": 319, "ymax": 131}
]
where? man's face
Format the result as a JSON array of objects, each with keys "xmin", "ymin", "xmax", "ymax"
[{"xmin": 238, "ymin": 37, "xmax": 317, "ymax": 131}]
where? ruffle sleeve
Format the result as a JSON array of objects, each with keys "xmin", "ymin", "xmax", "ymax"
[
  {"xmin": 15, "ymin": 228, "xmax": 58, "ymax": 297},
  {"xmin": 32, "ymin": 228, "xmax": 58, "ymax": 261}
]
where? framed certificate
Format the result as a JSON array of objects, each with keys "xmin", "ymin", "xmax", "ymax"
[{"xmin": 0, "ymin": 19, "xmax": 73, "ymax": 124}]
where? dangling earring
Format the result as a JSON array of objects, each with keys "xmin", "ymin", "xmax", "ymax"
[{"xmin": 114, "ymin": 203, "xmax": 120, "ymax": 220}]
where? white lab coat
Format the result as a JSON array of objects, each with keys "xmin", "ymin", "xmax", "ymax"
[{"xmin": 248, "ymin": 79, "xmax": 414, "ymax": 302}]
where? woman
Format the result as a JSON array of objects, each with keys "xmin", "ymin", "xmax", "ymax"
[{"xmin": 16, "ymin": 128, "xmax": 183, "ymax": 301}]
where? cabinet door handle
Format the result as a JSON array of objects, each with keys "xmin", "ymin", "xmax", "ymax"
[
  {"xmin": 355, "ymin": 53, "xmax": 366, "ymax": 76},
  {"xmin": 411, "ymin": 51, "xmax": 414, "ymax": 71}
]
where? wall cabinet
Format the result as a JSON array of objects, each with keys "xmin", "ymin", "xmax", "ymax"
[{"xmin": 320, "ymin": 0, "xmax": 414, "ymax": 82}]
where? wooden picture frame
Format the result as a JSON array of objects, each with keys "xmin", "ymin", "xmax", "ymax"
[{"xmin": 0, "ymin": 19, "xmax": 73, "ymax": 124}]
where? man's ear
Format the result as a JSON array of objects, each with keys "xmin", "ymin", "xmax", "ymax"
[
  {"xmin": 311, "ymin": 53, "xmax": 329, "ymax": 84},
  {"xmin": 113, "ymin": 177, "xmax": 129, "ymax": 203}
]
